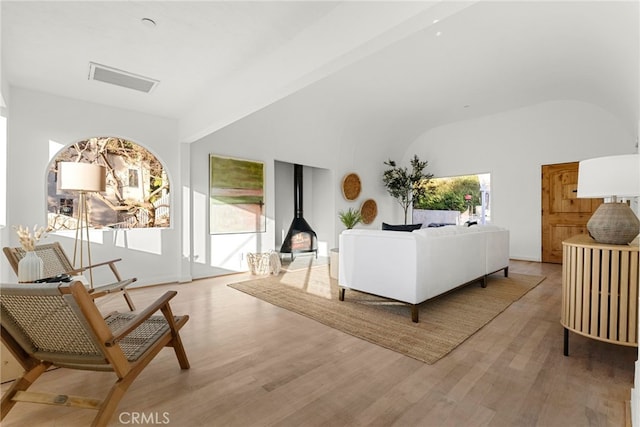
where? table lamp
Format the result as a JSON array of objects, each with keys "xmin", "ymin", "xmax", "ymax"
[
  {"xmin": 577, "ymin": 154, "xmax": 640, "ymax": 245},
  {"xmin": 58, "ymin": 161, "xmax": 107, "ymax": 286}
]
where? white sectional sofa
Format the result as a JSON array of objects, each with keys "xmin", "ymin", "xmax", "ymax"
[{"xmin": 338, "ymin": 224, "xmax": 510, "ymax": 322}]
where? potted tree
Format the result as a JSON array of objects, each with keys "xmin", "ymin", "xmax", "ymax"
[{"xmin": 382, "ymin": 154, "xmax": 433, "ymax": 224}]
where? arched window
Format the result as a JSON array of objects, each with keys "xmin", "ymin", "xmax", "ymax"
[{"xmin": 47, "ymin": 137, "xmax": 170, "ymax": 230}]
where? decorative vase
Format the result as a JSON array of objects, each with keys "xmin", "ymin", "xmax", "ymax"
[{"xmin": 18, "ymin": 251, "xmax": 44, "ymax": 283}]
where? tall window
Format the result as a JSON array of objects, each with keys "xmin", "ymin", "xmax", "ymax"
[{"xmin": 47, "ymin": 137, "xmax": 170, "ymax": 230}]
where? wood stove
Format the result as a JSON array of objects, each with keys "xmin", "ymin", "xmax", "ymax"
[{"xmin": 280, "ymin": 164, "xmax": 318, "ymax": 260}]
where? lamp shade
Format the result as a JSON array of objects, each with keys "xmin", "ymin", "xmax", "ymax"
[
  {"xmin": 58, "ymin": 162, "xmax": 106, "ymax": 192},
  {"xmin": 577, "ymin": 154, "xmax": 640, "ymax": 198}
]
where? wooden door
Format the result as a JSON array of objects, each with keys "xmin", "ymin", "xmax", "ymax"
[{"xmin": 541, "ymin": 162, "xmax": 602, "ymax": 263}]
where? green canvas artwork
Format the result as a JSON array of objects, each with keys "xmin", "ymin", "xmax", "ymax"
[{"xmin": 209, "ymin": 154, "xmax": 265, "ymax": 234}]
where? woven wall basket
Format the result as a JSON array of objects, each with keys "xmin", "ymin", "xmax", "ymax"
[
  {"xmin": 360, "ymin": 199, "xmax": 377, "ymax": 224},
  {"xmin": 342, "ymin": 173, "xmax": 361, "ymax": 200}
]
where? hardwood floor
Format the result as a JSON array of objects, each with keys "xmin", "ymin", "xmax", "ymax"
[{"xmin": 1, "ymin": 260, "xmax": 636, "ymax": 426}]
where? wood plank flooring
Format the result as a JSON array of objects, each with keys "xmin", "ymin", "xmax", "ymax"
[{"xmin": 1, "ymin": 260, "xmax": 636, "ymax": 426}]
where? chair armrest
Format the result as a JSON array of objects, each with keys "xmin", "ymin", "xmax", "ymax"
[
  {"xmin": 88, "ymin": 278, "xmax": 136, "ymax": 297},
  {"xmin": 67, "ymin": 258, "xmax": 122, "ymax": 274},
  {"xmin": 106, "ymin": 291, "xmax": 178, "ymax": 346}
]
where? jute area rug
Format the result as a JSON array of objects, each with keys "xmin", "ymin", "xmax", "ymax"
[{"xmin": 228, "ymin": 265, "xmax": 545, "ymax": 364}]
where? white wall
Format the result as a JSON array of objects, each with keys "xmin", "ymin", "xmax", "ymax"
[
  {"xmin": 188, "ymin": 136, "xmax": 339, "ymax": 279},
  {"xmin": 189, "ymin": 96, "xmax": 635, "ymax": 272},
  {"xmin": 189, "ymin": 150, "xmax": 274, "ymax": 279},
  {"xmin": 5, "ymin": 93, "xmax": 636, "ymax": 282},
  {"xmin": 3, "ymin": 83, "xmax": 402, "ymax": 283},
  {"xmin": 309, "ymin": 166, "xmax": 334, "ymax": 255},
  {"xmin": 2, "ymin": 87, "xmax": 182, "ymax": 286},
  {"xmin": 274, "ymin": 161, "xmax": 332, "ymax": 256},
  {"xmin": 405, "ymin": 100, "xmax": 636, "ymax": 261},
  {"xmin": 187, "ymin": 86, "xmax": 407, "ymax": 279}
]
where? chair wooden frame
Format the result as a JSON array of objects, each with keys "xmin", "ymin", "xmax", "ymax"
[
  {"xmin": 3, "ymin": 242, "xmax": 136, "ymax": 310},
  {"xmin": 0, "ymin": 280, "xmax": 190, "ymax": 427}
]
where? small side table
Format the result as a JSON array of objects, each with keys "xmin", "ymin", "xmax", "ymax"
[{"xmin": 561, "ymin": 234, "xmax": 639, "ymax": 355}]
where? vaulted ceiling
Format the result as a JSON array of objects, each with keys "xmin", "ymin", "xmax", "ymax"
[{"xmin": 2, "ymin": 1, "xmax": 638, "ymax": 144}]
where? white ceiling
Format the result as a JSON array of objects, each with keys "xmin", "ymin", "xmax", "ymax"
[{"xmin": 2, "ymin": 1, "xmax": 638, "ymax": 144}]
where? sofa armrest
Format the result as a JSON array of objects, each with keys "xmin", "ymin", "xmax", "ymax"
[
  {"xmin": 484, "ymin": 228, "xmax": 510, "ymax": 274},
  {"xmin": 339, "ymin": 230, "xmax": 421, "ymax": 303}
]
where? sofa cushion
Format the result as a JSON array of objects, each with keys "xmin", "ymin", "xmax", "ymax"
[
  {"xmin": 427, "ymin": 222, "xmax": 456, "ymax": 228},
  {"xmin": 414, "ymin": 226, "xmax": 468, "ymax": 237},
  {"xmin": 382, "ymin": 222, "xmax": 422, "ymax": 232}
]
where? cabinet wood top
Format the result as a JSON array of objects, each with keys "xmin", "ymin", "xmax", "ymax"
[{"xmin": 563, "ymin": 233, "xmax": 639, "ymax": 251}]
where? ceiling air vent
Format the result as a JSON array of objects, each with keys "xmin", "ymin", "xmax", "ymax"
[{"xmin": 88, "ymin": 62, "xmax": 159, "ymax": 93}]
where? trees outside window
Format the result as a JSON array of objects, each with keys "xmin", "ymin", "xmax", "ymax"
[
  {"xmin": 415, "ymin": 175, "xmax": 481, "ymax": 212},
  {"xmin": 47, "ymin": 137, "xmax": 170, "ymax": 230},
  {"xmin": 414, "ymin": 174, "xmax": 491, "ymax": 224}
]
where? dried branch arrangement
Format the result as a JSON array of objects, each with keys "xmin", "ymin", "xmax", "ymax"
[{"xmin": 13, "ymin": 224, "xmax": 48, "ymax": 251}]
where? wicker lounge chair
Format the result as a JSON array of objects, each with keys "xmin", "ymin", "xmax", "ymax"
[
  {"xmin": 3, "ymin": 242, "xmax": 136, "ymax": 310},
  {"xmin": 0, "ymin": 280, "xmax": 190, "ymax": 427}
]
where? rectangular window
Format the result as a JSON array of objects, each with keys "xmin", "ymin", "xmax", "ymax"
[
  {"xmin": 128, "ymin": 169, "xmax": 139, "ymax": 188},
  {"xmin": 413, "ymin": 173, "xmax": 491, "ymax": 225}
]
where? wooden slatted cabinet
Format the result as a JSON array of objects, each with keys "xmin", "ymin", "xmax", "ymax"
[{"xmin": 561, "ymin": 234, "xmax": 639, "ymax": 355}]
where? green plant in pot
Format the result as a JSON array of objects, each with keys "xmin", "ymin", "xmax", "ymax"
[{"xmin": 338, "ymin": 208, "xmax": 363, "ymax": 229}]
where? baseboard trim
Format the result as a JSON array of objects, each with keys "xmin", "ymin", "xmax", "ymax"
[{"xmin": 509, "ymin": 255, "xmax": 541, "ymax": 262}]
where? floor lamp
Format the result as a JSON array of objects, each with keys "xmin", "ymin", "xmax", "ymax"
[
  {"xmin": 58, "ymin": 162, "xmax": 107, "ymax": 287},
  {"xmin": 577, "ymin": 154, "xmax": 640, "ymax": 245}
]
